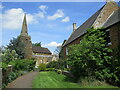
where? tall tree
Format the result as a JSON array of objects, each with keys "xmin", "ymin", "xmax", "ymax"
[
  {"xmin": 32, "ymin": 42, "xmax": 41, "ymax": 47},
  {"xmin": 54, "ymin": 45, "xmax": 62, "ymax": 55},
  {"xmin": 7, "ymin": 37, "xmax": 25, "ymax": 59}
]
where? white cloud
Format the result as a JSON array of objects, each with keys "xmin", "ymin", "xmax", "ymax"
[
  {"xmin": 2, "ymin": 8, "xmax": 46, "ymax": 30},
  {"xmin": 43, "ymin": 41, "xmax": 62, "ymax": 47},
  {"xmin": 35, "ymin": 12, "xmax": 45, "ymax": 18},
  {"xmin": 47, "ymin": 9, "xmax": 64, "ymax": 20},
  {"xmin": 39, "ymin": 5, "xmax": 48, "ymax": 13},
  {"xmin": 61, "ymin": 16, "xmax": 70, "ymax": 22},
  {"xmin": 2, "ymin": 8, "xmax": 37, "ymax": 30}
]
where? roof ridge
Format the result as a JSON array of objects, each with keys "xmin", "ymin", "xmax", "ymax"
[{"xmin": 63, "ymin": 4, "xmax": 105, "ymax": 47}]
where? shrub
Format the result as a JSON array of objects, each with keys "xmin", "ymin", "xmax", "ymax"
[
  {"xmin": 46, "ymin": 60, "xmax": 67, "ymax": 70},
  {"xmin": 7, "ymin": 71, "xmax": 17, "ymax": 83},
  {"xmin": 67, "ymin": 28, "xmax": 117, "ymax": 85},
  {"xmin": 9, "ymin": 59, "xmax": 36, "ymax": 71},
  {"xmin": 38, "ymin": 63, "xmax": 46, "ymax": 71},
  {"xmin": 0, "ymin": 62, "xmax": 7, "ymax": 71},
  {"xmin": 46, "ymin": 61, "xmax": 58, "ymax": 68},
  {"xmin": 57, "ymin": 70, "xmax": 62, "ymax": 74},
  {"xmin": 2, "ymin": 49, "xmax": 19, "ymax": 64}
]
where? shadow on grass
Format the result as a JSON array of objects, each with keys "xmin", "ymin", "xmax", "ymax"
[{"xmin": 63, "ymin": 75, "xmax": 78, "ymax": 83}]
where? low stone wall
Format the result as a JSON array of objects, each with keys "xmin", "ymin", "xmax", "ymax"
[{"xmin": 2, "ymin": 65, "xmax": 13, "ymax": 85}]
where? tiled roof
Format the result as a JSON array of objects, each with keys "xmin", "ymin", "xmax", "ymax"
[
  {"xmin": 32, "ymin": 46, "xmax": 52, "ymax": 54},
  {"xmin": 63, "ymin": 5, "xmax": 105, "ymax": 47}
]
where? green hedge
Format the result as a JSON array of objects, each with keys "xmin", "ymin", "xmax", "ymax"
[
  {"xmin": 9, "ymin": 59, "xmax": 36, "ymax": 71},
  {"xmin": 38, "ymin": 63, "xmax": 46, "ymax": 71}
]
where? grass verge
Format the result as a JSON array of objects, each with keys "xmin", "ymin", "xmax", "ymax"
[{"xmin": 32, "ymin": 71, "xmax": 118, "ymax": 88}]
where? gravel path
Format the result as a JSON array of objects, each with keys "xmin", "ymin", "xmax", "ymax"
[{"xmin": 6, "ymin": 71, "xmax": 38, "ymax": 88}]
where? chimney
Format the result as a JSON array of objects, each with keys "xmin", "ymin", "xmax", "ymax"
[
  {"xmin": 73, "ymin": 23, "xmax": 76, "ymax": 32},
  {"xmin": 106, "ymin": 0, "xmax": 114, "ymax": 2}
]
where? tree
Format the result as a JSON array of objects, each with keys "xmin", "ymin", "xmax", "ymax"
[
  {"xmin": 32, "ymin": 42, "xmax": 41, "ymax": 47},
  {"xmin": 54, "ymin": 45, "xmax": 62, "ymax": 55},
  {"xmin": 2, "ymin": 49, "xmax": 18, "ymax": 64},
  {"xmin": 67, "ymin": 28, "xmax": 112, "ymax": 79},
  {"xmin": 7, "ymin": 37, "xmax": 25, "ymax": 59}
]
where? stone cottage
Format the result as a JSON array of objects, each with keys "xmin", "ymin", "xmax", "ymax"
[{"xmin": 60, "ymin": 0, "xmax": 120, "ymax": 58}]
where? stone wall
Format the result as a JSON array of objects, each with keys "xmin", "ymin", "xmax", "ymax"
[
  {"xmin": 19, "ymin": 36, "xmax": 32, "ymax": 59},
  {"xmin": 108, "ymin": 22, "xmax": 120, "ymax": 57},
  {"xmin": 62, "ymin": 35, "xmax": 84, "ymax": 59},
  {"xmin": 2, "ymin": 65, "xmax": 13, "ymax": 85},
  {"xmin": 93, "ymin": 1, "xmax": 119, "ymax": 28}
]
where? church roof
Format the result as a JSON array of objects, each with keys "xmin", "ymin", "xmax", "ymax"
[
  {"xmin": 63, "ymin": 5, "xmax": 104, "ymax": 47},
  {"xmin": 32, "ymin": 46, "xmax": 52, "ymax": 54},
  {"xmin": 102, "ymin": 8, "xmax": 120, "ymax": 28}
]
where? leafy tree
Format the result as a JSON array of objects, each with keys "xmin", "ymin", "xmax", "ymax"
[
  {"xmin": 67, "ymin": 28, "xmax": 112, "ymax": 79},
  {"xmin": 2, "ymin": 49, "xmax": 19, "ymax": 64},
  {"xmin": 54, "ymin": 45, "xmax": 62, "ymax": 55},
  {"xmin": 7, "ymin": 37, "xmax": 25, "ymax": 59},
  {"xmin": 32, "ymin": 42, "xmax": 41, "ymax": 47}
]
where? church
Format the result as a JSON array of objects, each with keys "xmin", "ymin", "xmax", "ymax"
[
  {"xmin": 18, "ymin": 13, "xmax": 54, "ymax": 66},
  {"xmin": 60, "ymin": 0, "xmax": 120, "ymax": 59}
]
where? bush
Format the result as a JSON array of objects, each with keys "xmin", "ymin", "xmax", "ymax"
[
  {"xmin": 67, "ymin": 28, "xmax": 119, "ymax": 86},
  {"xmin": 57, "ymin": 69, "xmax": 62, "ymax": 74},
  {"xmin": 46, "ymin": 60, "xmax": 67, "ymax": 70},
  {"xmin": 7, "ymin": 71, "xmax": 17, "ymax": 83},
  {"xmin": 2, "ymin": 49, "xmax": 19, "ymax": 64},
  {"xmin": 0, "ymin": 62, "xmax": 7, "ymax": 71},
  {"xmin": 38, "ymin": 63, "xmax": 46, "ymax": 71},
  {"xmin": 46, "ymin": 61, "xmax": 58, "ymax": 68},
  {"xmin": 9, "ymin": 59, "xmax": 36, "ymax": 71}
]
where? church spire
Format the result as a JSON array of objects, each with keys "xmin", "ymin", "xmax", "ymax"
[{"xmin": 21, "ymin": 13, "xmax": 28, "ymax": 36}]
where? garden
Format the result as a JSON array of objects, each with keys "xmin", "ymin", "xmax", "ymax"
[
  {"xmin": 0, "ymin": 27, "xmax": 120, "ymax": 89},
  {"xmin": 0, "ymin": 44, "xmax": 36, "ymax": 89}
]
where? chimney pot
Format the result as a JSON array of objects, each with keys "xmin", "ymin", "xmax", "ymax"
[{"xmin": 73, "ymin": 23, "xmax": 77, "ymax": 32}]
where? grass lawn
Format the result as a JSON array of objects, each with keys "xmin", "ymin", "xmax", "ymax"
[{"xmin": 32, "ymin": 71, "xmax": 118, "ymax": 88}]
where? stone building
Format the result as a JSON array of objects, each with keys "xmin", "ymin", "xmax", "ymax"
[
  {"xmin": 61, "ymin": 1, "xmax": 120, "ymax": 59},
  {"xmin": 19, "ymin": 14, "xmax": 32, "ymax": 59},
  {"xmin": 102, "ymin": 8, "xmax": 120, "ymax": 57},
  {"xmin": 19, "ymin": 14, "xmax": 53, "ymax": 65},
  {"xmin": 32, "ymin": 46, "xmax": 52, "ymax": 67}
]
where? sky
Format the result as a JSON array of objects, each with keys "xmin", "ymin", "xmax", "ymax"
[{"xmin": 1, "ymin": 1, "xmax": 119, "ymax": 54}]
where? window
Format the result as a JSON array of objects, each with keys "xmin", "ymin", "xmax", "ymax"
[
  {"xmin": 107, "ymin": 42, "xmax": 112, "ymax": 46},
  {"xmin": 66, "ymin": 48, "xmax": 68, "ymax": 55}
]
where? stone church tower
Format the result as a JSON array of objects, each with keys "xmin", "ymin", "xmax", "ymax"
[{"xmin": 19, "ymin": 14, "xmax": 32, "ymax": 59}]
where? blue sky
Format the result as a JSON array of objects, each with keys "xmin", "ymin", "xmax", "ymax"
[{"xmin": 1, "ymin": 2, "xmax": 113, "ymax": 53}]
